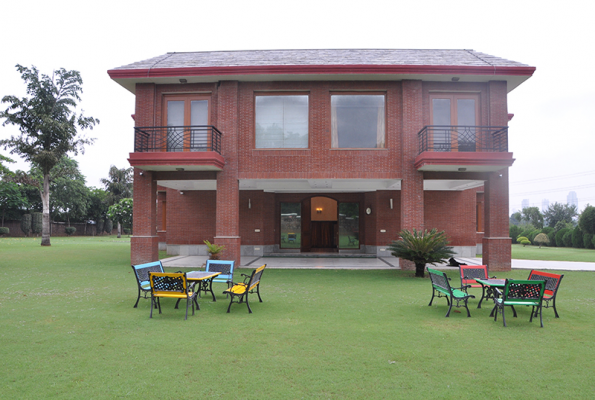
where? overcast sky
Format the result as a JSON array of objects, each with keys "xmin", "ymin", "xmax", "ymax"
[{"xmin": 2, "ymin": 0, "xmax": 594, "ymax": 215}]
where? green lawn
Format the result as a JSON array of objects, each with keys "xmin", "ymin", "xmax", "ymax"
[
  {"xmin": 512, "ymin": 244, "xmax": 595, "ymax": 262},
  {"xmin": 1, "ymin": 237, "xmax": 594, "ymax": 398}
]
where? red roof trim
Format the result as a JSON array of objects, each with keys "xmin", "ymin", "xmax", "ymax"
[{"xmin": 108, "ymin": 64, "xmax": 535, "ymax": 79}]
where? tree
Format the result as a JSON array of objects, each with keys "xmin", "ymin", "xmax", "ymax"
[
  {"xmin": 101, "ymin": 166, "xmax": 132, "ymax": 237},
  {"xmin": 521, "ymin": 207, "xmax": 544, "ymax": 229},
  {"xmin": 45, "ymin": 158, "xmax": 89, "ymax": 225},
  {"xmin": 388, "ymin": 228, "xmax": 455, "ymax": 278},
  {"xmin": 0, "ymin": 65, "xmax": 99, "ymax": 246},
  {"xmin": 0, "ymin": 181, "xmax": 28, "ymax": 225},
  {"xmin": 107, "ymin": 198, "xmax": 132, "ymax": 238},
  {"xmin": 544, "ymin": 202, "xmax": 578, "ymax": 228},
  {"xmin": 533, "ymin": 233, "xmax": 550, "ymax": 248},
  {"xmin": 579, "ymin": 205, "xmax": 595, "ymax": 235}
]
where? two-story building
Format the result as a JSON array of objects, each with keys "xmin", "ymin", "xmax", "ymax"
[{"xmin": 108, "ymin": 49, "xmax": 534, "ymax": 271}]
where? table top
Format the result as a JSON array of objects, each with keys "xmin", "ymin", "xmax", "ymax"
[
  {"xmin": 475, "ymin": 278, "xmax": 506, "ymax": 287},
  {"xmin": 186, "ymin": 271, "xmax": 221, "ymax": 281}
]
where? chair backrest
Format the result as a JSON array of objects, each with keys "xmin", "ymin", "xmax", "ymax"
[
  {"xmin": 459, "ymin": 265, "xmax": 488, "ymax": 286},
  {"xmin": 205, "ymin": 260, "xmax": 235, "ymax": 281},
  {"xmin": 502, "ymin": 279, "xmax": 545, "ymax": 305},
  {"xmin": 132, "ymin": 261, "xmax": 164, "ymax": 285},
  {"xmin": 149, "ymin": 272, "xmax": 188, "ymax": 295},
  {"xmin": 428, "ymin": 268, "xmax": 451, "ymax": 292},
  {"xmin": 247, "ymin": 264, "xmax": 266, "ymax": 291},
  {"xmin": 528, "ymin": 270, "xmax": 563, "ymax": 297}
]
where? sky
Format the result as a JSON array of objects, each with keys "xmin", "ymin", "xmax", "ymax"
[{"xmin": 1, "ymin": 0, "xmax": 594, "ymax": 215}]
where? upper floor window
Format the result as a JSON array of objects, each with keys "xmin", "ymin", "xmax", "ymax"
[
  {"xmin": 331, "ymin": 94, "xmax": 385, "ymax": 148},
  {"xmin": 255, "ymin": 95, "xmax": 308, "ymax": 148},
  {"xmin": 164, "ymin": 94, "xmax": 210, "ymax": 152},
  {"xmin": 430, "ymin": 93, "xmax": 479, "ymax": 152}
]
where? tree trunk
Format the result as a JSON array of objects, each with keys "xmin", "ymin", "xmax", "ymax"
[
  {"xmin": 415, "ymin": 262, "xmax": 426, "ymax": 278},
  {"xmin": 41, "ymin": 174, "xmax": 51, "ymax": 246},
  {"xmin": 117, "ymin": 222, "xmax": 121, "ymax": 239}
]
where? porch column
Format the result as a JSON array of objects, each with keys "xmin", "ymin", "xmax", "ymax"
[
  {"xmin": 483, "ymin": 80, "xmax": 511, "ymax": 271},
  {"xmin": 131, "ymin": 168, "xmax": 159, "ymax": 264},
  {"xmin": 215, "ymin": 81, "xmax": 241, "ymax": 264},
  {"xmin": 400, "ymin": 80, "xmax": 425, "ymax": 271}
]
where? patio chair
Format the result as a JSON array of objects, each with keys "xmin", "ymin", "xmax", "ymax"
[
  {"xmin": 149, "ymin": 272, "xmax": 199, "ymax": 320},
  {"xmin": 204, "ymin": 260, "xmax": 235, "ymax": 298},
  {"xmin": 527, "ymin": 270, "xmax": 564, "ymax": 318},
  {"xmin": 223, "ymin": 264, "xmax": 266, "ymax": 313},
  {"xmin": 493, "ymin": 279, "xmax": 546, "ymax": 327},
  {"xmin": 131, "ymin": 261, "xmax": 164, "ymax": 308},
  {"xmin": 459, "ymin": 265, "xmax": 496, "ymax": 307}
]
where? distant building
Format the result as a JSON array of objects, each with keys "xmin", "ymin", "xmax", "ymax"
[
  {"xmin": 522, "ymin": 199, "xmax": 530, "ymax": 209},
  {"xmin": 567, "ymin": 191, "xmax": 578, "ymax": 208},
  {"xmin": 542, "ymin": 198, "xmax": 549, "ymax": 212}
]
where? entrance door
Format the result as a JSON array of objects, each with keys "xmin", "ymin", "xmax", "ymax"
[
  {"xmin": 164, "ymin": 95, "xmax": 210, "ymax": 151},
  {"xmin": 304, "ymin": 197, "xmax": 338, "ymax": 251}
]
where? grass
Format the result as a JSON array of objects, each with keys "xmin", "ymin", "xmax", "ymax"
[
  {"xmin": 512, "ymin": 244, "xmax": 595, "ymax": 262},
  {"xmin": 1, "ymin": 237, "xmax": 595, "ymax": 398}
]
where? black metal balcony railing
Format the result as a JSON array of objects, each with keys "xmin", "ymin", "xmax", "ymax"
[
  {"xmin": 134, "ymin": 126, "xmax": 222, "ymax": 154},
  {"xmin": 417, "ymin": 126, "xmax": 508, "ymax": 155}
]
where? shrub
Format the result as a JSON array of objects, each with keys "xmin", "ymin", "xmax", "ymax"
[
  {"xmin": 520, "ymin": 229, "xmax": 534, "ymax": 239},
  {"xmin": 519, "ymin": 238, "xmax": 531, "ymax": 247},
  {"xmin": 516, "ymin": 236, "xmax": 529, "ymax": 244},
  {"xmin": 32, "ymin": 213, "xmax": 42, "ymax": 235},
  {"xmin": 563, "ymin": 231, "xmax": 573, "ymax": 248},
  {"xmin": 548, "ymin": 232, "xmax": 556, "ymax": 247},
  {"xmin": 533, "ymin": 233, "xmax": 550, "ymax": 248},
  {"xmin": 96, "ymin": 219, "xmax": 104, "ymax": 235},
  {"xmin": 528, "ymin": 229, "xmax": 541, "ymax": 244},
  {"xmin": 123, "ymin": 228, "xmax": 131, "ymax": 235},
  {"xmin": 541, "ymin": 227, "xmax": 554, "ymax": 236},
  {"xmin": 65, "ymin": 227, "xmax": 76, "ymax": 236},
  {"xmin": 584, "ymin": 233, "xmax": 594, "ymax": 249},
  {"xmin": 104, "ymin": 219, "xmax": 113, "ymax": 234},
  {"xmin": 21, "ymin": 214, "xmax": 32, "ymax": 236},
  {"xmin": 509, "ymin": 225, "xmax": 523, "ymax": 243},
  {"xmin": 0, "ymin": 227, "xmax": 9, "ymax": 236},
  {"xmin": 579, "ymin": 205, "xmax": 595, "ymax": 235},
  {"xmin": 572, "ymin": 227, "xmax": 584, "ymax": 248},
  {"xmin": 556, "ymin": 228, "xmax": 570, "ymax": 247}
]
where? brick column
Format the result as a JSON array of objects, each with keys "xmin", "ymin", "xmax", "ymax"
[
  {"xmin": 215, "ymin": 81, "xmax": 241, "ymax": 264},
  {"xmin": 131, "ymin": 168, "xmax": 158, "ymax": 264},
  {"xmin": 400, "ymin": 80, "xmax": 425, "ymax": 271},
  {"xmin": 483, "ymin": 81, "xmax": 511, "ymax": 271}
]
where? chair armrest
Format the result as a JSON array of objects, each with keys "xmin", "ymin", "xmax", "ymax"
[{"xmin": 490, "ymin": 275, "xmax": 497, "ymax": 279}]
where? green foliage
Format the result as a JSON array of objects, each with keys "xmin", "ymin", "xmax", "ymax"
[
  {"xmin": 544, "ymin": 202, "xmax": 578, "ymax": 228},
  {"xmin": 107, "ymin": 198, "xmax": 133, "ymax": 229},
  {"xmin": 20, "ymin": 214, "xmax": 31, "ymax": 236},
  {"xmin": 563, "ymin": 231, "xmax": 573, "ymax": 247},
  {"xmin": 0, "ymin": 226, "xmax": 9, "ymax": 235},
  {"xmin": 519, "ymin": 239, "xmax": 531, "ymax": 247},
  {"xmin": 0, "ymin": 180, "xmax": 29, "ymax": 222},
  {"xmin": 583, "ymin": 233, "xmax": 594, "ymax": 249},
  {"xmin": 542, "ymin": 227, "xmax": 554, "ymax": 236},
  {"xmin": 572, "ymin": 227, "xmax": 584, "ymax": 248},
  {"xmin": 516, "ymin": 236, "xmax": 529, "ymax": 244},
  {"xmin": 528, "ymin": 229, "xmax": 541, "ymax": 244},
  {"xmin": 101, "ymin": 166, "xmax": 132, "ymax": 206},
  {"xmin": 522, "ymin": 207, "xmax": 544, "ymax": 229},
  {"xmin": 509, "ymin": 225, "xmax": 523, "ymax": 243},
  {"xmin": 556, "ymin": 228, "xmax": 570, "ymax": 247},
  {"xmin": 46, "ymin": 157, "xmax": 90, "ymax": 223},
  {"xmin": 533, "ymin": 233, "xmax": 550, "ymax": 248},
  {"xmin": 519, "ymin": 228, "xmax": 534, "ymax": 239},
  {"xmin": 548, "ymin": 231, "xmax": 557, "ymax": 247},
  {"xmin": 388, "ymin": 228, "xmax": 455, "ymax": 277},
  {"xmin": 96, "ymin": 219, "xmax": 104, "ymax": 235},
  {"xmin": 579, "ymin": 205, "xmax": 595, "ymax": 235},
  {"xmin": 64, "ymin": 226, "xmax": 76, "ymax": 236},
  {"xmin": 31, "ymin": 212, "xmax": 42, "ymax": 234},
  {"xmin": 104, "ymin": 219, "xmax": 113, "ymax": 234},
  {"xmin": 87, "ymin": 187, "xmax": 109, "ymax": 223},
  {"xmin": 204, "ymin": 240, "xmax": 225, "ymax": 260}
]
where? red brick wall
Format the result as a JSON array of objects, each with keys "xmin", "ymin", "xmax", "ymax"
[
  {"xmin": 424, "ymin": 190, "xmax": 477, "ymax": 246},
  {"xmin": 166, "ymin": 189, "xmax": 216, "ymax": 244}
]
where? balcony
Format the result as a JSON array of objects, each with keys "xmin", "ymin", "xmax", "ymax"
[
  {"xmin": 415, "ymin": 126, "xmax": 514, "ymax": 172},
  {"xmin": 128, "ymin": 126, "xmax": 225, "ymax": 172}
]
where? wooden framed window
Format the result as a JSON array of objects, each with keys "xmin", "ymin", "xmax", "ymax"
[
  {"xmin": 430, "ymin": 93, "xmax": 479, "ymax": 152},
  {"xmin": 331, "ymin": 94, "xmax": 385, "ymax": 148},
  {"xmin": 163, "ymin": 94, "xmax": 210, "ymax": 151},
  {"xmin": 255, "ymin": 94, "xmax": 309, "ymax": 148}
]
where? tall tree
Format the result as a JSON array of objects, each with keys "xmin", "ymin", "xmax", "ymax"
[
  {"xmin": 0, "ymin": 65, "xmax": 99, "ymax": 246},
  {"xmin": 521, "ymin": 206, "xmax": 544, "ymax": 229},
  {"xmin": 45, "ymin": 157, "xmax": 89, "ymax": 225},
  {"xmin": 101, "ymin": 165, "xmax": 132, "ymax": 237},
  {"xmin": 544, "ymin": 202, "xmax": 578, "ymax": 228}
]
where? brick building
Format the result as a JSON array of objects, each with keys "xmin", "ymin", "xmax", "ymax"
[{"xmin": 108, "ymin": 49, "xmax": 534, "ymax": 271}]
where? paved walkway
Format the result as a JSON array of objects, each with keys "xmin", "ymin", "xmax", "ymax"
[{"xmin": 161, "ymin": 255, "xmax": 595, "ymax": 271}]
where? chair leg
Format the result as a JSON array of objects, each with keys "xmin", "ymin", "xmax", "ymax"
[
  {"xmin": 157, "ymin": 297, "xmax": 162, "ymax": 314},
  {"xmin": 226, "ymin": 296, "xmax": 233, "ymax": 313},
  {"xmin": 256, "ymin": 284, "xmax": 263, "ymax": 302},
  {"xmin": 553, "ymin": 298, "xmax": 560, "ymax": 318},
  {"xmin": 134, "ymin": 287, "xmax": 141, "ymax": 308},
  {"xmin": 445, "ymin": 296, "xmax": 453, "ymax": 317},
  {"xmin": 502, "ymin": 306, "xmax": 507, "ymax": 327},
  {"xmin": 539, "ymin": 305, "xmax": 544, "ymax": 327},
  {"xmin": 246, "ymin": 292, "xmax": 252, "ymax": 314},
  {"xmin": 428, "ymin": 289, "xmax": 435, "ymax": 306},
  {"xmin": 185, "ymin": 299, "xmax": 189, "ymax": 320},
  {"xmin": 464, "ymin": 299, "xmax": 472, "ymax": 317},
  {"xmin": 150, "ymin": 296, "xmax": 154, "ymax": 318},
  {"xmin": 510, "ymin": 305, "xmax": 517, "ymax": 318}
]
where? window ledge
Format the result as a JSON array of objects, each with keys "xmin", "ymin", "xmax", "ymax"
[{"xmin": 252, "ymin": 149, "xmax": 311, "ymax": 156}]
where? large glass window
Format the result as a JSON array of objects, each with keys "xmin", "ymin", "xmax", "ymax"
[
  {"xmin": 431, "ymin": 94, "xmax": 479, "ymax": 152},
  {"xmin": 165, "ymin": 95, "xmax": 209, "ymax": 152},
  {"xmin": 331, "ymin": 95, "xmax": 385, "ymax": 148},
  {"xmin": 280, "ymin": 203, "xmax": 301, "ymax": 249},
  {"xmin": 338, "ymin": 203, "xmax": 359, "ymax": 249},
  {"xmin": 255, "ymin": 95, "xmax": 308, "ymax": 148}
]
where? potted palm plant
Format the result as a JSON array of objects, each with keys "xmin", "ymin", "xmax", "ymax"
[
  {"xmin": 388, "ymin": 228, "xmax": 455, "ymax": 278},
  {"xmin": 204, "ymin": 240, "xmax": 225, "ymax": 260}
]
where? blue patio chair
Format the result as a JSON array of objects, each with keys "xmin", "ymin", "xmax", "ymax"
[
  {"xmin": 131, "ymin": 261, "xmax": 164, "ymax": 308},
  {"xmin": 204, "ymin": 260, "xmax": 235, "ymax": 298}
]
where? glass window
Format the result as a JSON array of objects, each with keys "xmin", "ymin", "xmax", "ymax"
[
  {"xmin": 430, "ymin": 94, "xmax": 479, "ymax": 152},
  {"xmin": 280, "ymin": 203, "xmax": 301, "ymax": 249},
  {"xmin": 255, "ymin": 95, "xmax": 308, "ymax": 148},
  {"xmin": 338, "ymin": 203, "xmax": 359, "ymax": 249},
  {"xmin": 331, "ymin": 95, "xmax": 385, "ymax": 148}
]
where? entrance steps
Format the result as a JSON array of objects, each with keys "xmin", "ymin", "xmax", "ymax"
[{"xmin": 263, "ymin": 252, "xmax": 376, "ymax": 258}]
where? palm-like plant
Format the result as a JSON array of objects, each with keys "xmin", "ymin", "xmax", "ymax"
[{"xmin": 388, "ymin": 228, "xmax": 455, "ymax": 277}]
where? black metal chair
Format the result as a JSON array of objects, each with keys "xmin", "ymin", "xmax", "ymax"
[
  {"xmin": 149, "ymin": 272, "xmax": 199, "ymax": 320},
  {"xmin": 131, "ymin": 261, "xmax": 164, "ymax": 308},
  {"xmin": 223, "ymin": 264, "xmax": 266, "ymax": 313}
]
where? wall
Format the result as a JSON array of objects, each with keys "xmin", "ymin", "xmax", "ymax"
[{"xmin": 0, "ymin": 220, "xmax": 115, "ymax": 237}]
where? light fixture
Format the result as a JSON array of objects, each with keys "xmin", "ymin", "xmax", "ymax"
[
  {"xmin": 458, "ymin": 167, "xmax": 467, "ymax": 172},
  {"xmin": 451, "ymin": 77, "xmax": 460, "ymax": 82},
  {"xmin": 316, "ymin": 207, "xmax": 323, "ymax": 213},
  {"xmin": 139, "ymin": 171, "xmax": 144, "ymax": 176},
  {"xmin": 498, "ymin": 173, "xmax": 503, "ymax": 178},
  {"xmin": 179, "ymin": 78, "xmax": 187, "ymax": 83},
  {"xmin": 176, "ymin": 167, "xmax": 185, "ymax": 171},
  {"xmin": 248, "ymin": 199, "xmax": 251, "ymax": 209},
  {"xmin": 180, "ymin": 191, "xmax": 184, "ymax": 195},
  {"xmin": 390, "ymin": 198, "xmax": 393, "ymax": 209}
]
